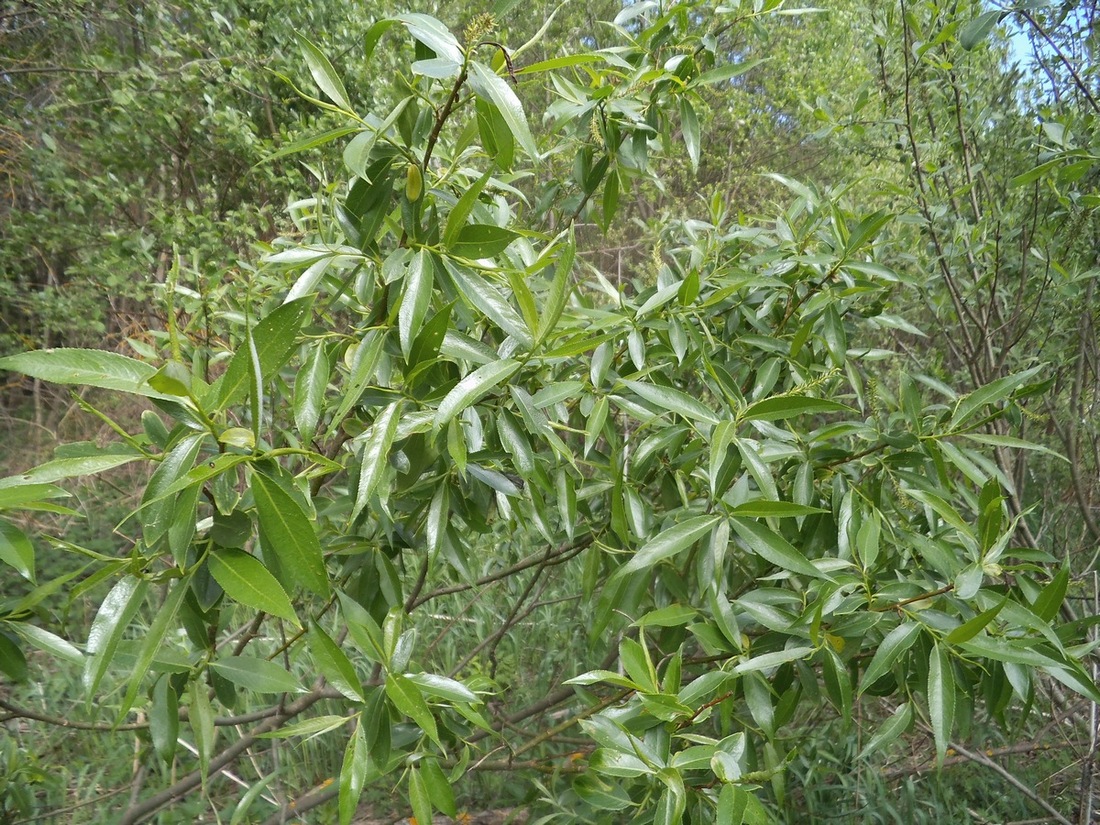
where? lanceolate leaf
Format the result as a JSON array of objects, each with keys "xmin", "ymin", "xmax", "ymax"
[
  {"xmin": 730, "ymin": 518, "xmax": 830, "ymax": 579},
  {"xmin": 339, "ymin": 717, "xmax": 369, "ymax": 825},
  {"xmin": 294, "ymin": 31, "xmax": 354, "ymax": 111},
  {"xmin": 208, "ymin": 548, "xmax": 300, "ymax": 626},
  {"xmin": 118, "ymin": 579, "xmax": 189, "ymax": 721},
  {"xmin": 252, "ymin": 471, "xmax": 329, "ymax": 596},
  {"xmin": 860, "ymin": 621, "xmax": 921, "ymax": 694},
  {"xmin": 468, "ymin": 61, "xmax": 539, "ymax": 159},
  {"xmin": 0, "ymin": 519, "xmax": 34, "ymax": 582},
  {"xmin": 308, "ymin": 622, "xmax": 366, "ymax": 703},
  {"xmin": 385, "ymin": 672, "xmax": 440, "ymax": 745},
  {"xmin": 741, "ymin": 395, "xmax": 851, "ymax": 422},
  {"xmin": 0, "ymin": 349, "xmax": 160, "ymax": 397},
  {"xmin": 859, "ymin": 702, "xmax": 912, "ymax": 759},
  {"xmin": 621, "ymin": 380, "xmax": 721, "ymax": 426},
  {"xmin": 353, "ymin": 401, "xmax": 402, "ymax": 521},
  {"xmin": 617, "ymin": 515, "xmax": 722, "ymax": 577},
  {"xmin": 212, "ymin": 297, "xmax": 314, "ymax": 411},
  {"xmin": 84, "ymin": 577, "xmax": 149, "ymax": 703},
  {"xmin": 210, "ymin": 656, "xmax": 302, "ymax": 694},
  {"xmin": 928, "ymin": 643, "xmax": 956, "ymax": 765},
  {"xmin": 434, "ymin": 358, "xmax": 520, "ymax": 428}
]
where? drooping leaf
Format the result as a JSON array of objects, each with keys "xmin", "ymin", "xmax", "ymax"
[
  {"xmin": 617, "ymin": 515, "xmax": 722, "ymax": 577},
  {"xmin": 208, "ymin": 548, "xmax": 300, "ymax": 626},
  {"xmin": 0, "ymin": 349, "xmax": 160, "ymax": 397},
  {"xmin": 308, "ymin": 622, "xmax": 366, "ymax": 703},
  {"xmin": 353, "ymin": 401, "xmax": 402, "ymax": 521},
  {"xmin": 212, "ymin": 297, "xmax": 314, "ymax": 411},
  {"xmin": 0, "ymin": 519, "xmax": 34, "ymax": 582},
  {"xmin": 730, "ymin": 518, "xmax": 831, "ymax": 579},
  {"xmin": 252, "ymin": 471, "xmax": 329, "ymax": 596},
  {"xmin": 210, "ymin": 656, "xmax": 302, "ymax": 694},
  {"xmin": 928, "ymin": 643, "xmax": 956, "ymax": 765},
  {"xmin": 294, "ymin": 31, "xmax": 354, "ymax": 111},
  {"xmin": 338, "ymin": 717, "xmax": 369, "ymax": 825},
  {"xmin": 434, "ymin": 358, "xmax": 520, "ymax": 428},
  {"xmin": 468, "ymin": 61, "xmax": 539, "ymax": 159},
  {"xmin": 84, "ymin": 577, "xmax": 148, "ymax": 703}
]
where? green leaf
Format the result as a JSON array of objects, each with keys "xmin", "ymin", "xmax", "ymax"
[
  {"xmin": 449, "ymin": 265, "xmax": 531, "ymax": 345},
  {"xmin": 256, "ymin": 715, "xmax": 351, "ymax": 740},
  {"xmin": 945, "ymin": 596, "xmax": 1008, "ymax": 644},
  {"xmin": 727, "ymin": 501, "xmax": 827, "ymax": 518},
  {"xmin": 618, "ymin": 515, "xmax": 722, "ymax": 577},
  {"xmin": 404, "ymin": 672, "xmax": 479, "ymax": 704},
  {"xmin": 117, "ymin": 578, "xmax": 188, "ymax": 722},
  {"xmin": 620, "ymin": 635, "xmax": 657, "ymax": 692},
  {"xmin": 0, "ymin": 633, "xmax": 27, "ymax": 682},
  {"xmin": 2, "ymin": 449, "xmax": 143, "ymax": 487},
  {"xmin": 208, "ymin": 548, "xmax": 300, "ymax": 626},
  {"xmin": 294, "ymin": 31, "xmax": 353, "ymax": 111},
  {"xmin": 450, "ymin": 224, "xmax": 520, "ymax": 259},
  {"xmin": 385, "ymin": 672, "xmax": 440, "ymax": 745},
  {"xmin": 294, "ymin": 345, "xmax": 330, "ymax": 444},
  {"xmin": 354, "ymin": 401, "xmax": 402, "ymax": 521},
  {"xmin": 444, "ymin": 171, "xmax": 493, "ymax": 247},
  {"xmin": 409, "ymin": 766, "xmax": 433, "ymax": 825},
  {"xmin": 308, "ymin": 622, "xmax": 366, "ymax": 703},
  {"xmin": 0, "ymin": 348, "xmax": 161, "ymax": 397},
  {"xmin": 141, "ymin": 433, "xmax": 204, "ymax": 552},
  {"xmin": 10, "ymin": 622, "xmax": 82, "ymax": 664},
  {"xmin": 252, "ymin": 471, "xmax": 329, "ymax": 596},
  {"xmin": 210, "ymin": 656, "xmax": 302, "ymax": 694},
  {"xmin": 1032, "ymin": 566, "xmax": 1070, "ymax": 622},
  {"xmin": 949, "ymin": 367, "xmax": 1041, "ymax": 429},
  {"xmin": 434, "ymin": 358, "xmax": 520, "ymax": 428},
  {"xmin": 468, "ymin": 61, "xmax": 539, "ymax": 159},
  {"xmin": 339, "ymin": 718, "xmax": 369, "ymax": 825},
  {"xmin": 395, "ymin": 13, "xmax": 463, "ymax": 64},
  {"xmin": 680, "ymin": 97, "xmax": 700, "ymax": 171},
  {"xmin": 928, "ymin": 643, "xmax": 955, "ymax": 765},
  {"xmin": 84, "ymin": 577, "xmax": 148, "ymax": 703},
  {"xmin": 151, "ymin": 676, "xmax": 179, "ymax": 764},
  {"xmin": 261, "ymin": 125, "xmax": 360, "ymax": 164},
  {"xmin": 0, "ymin": 482, "xmax": 68, "ymax": 510},
  {"xmin": 859, "ymin": 621, "xmax": 920, "ymax": 694},
  {"xmin": 0, "ymin": 519, "xmax": 34, "ymax": 582},
  {"xmin": 621, "ymin": 379, "xmax": 721, "ymax": 425},
  {"xmin": 959, "ymin": 10, "xmax": 1003, "ymax": 50},
  {"xmin": 741, "ymin": 395, "xmax": 851, "ymax": 422},
  {"xmin": 730, "ymin": 518, "xmax": 830, "ymax": 579},
  {"xmin": 859, "ymin": 702, "xmax": 912, "ymax": 759},
  {"xmin": 734, "ymin": 646, "xmax": 815, "ymax": 674},
  {"xmin": 420, "ymin": 758, "xmax": 457, "ymax": 817},
  {"xmin": 399, "ymin": 251, "xmax": 433, "ymax": 359},
  {"xmin": 690, "ymin": 59, "xmax": 764, "ymax": 87},
  {"xmin": 212, "ymin": 297, "xmax": 314, "ymax": 411},
  {"xmin": 189, "ymin": 678, "xmax": 215, "ymax": 770}
]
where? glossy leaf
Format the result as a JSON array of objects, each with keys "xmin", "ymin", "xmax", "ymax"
[
  {"xmin": 617, "ymin": 515, "xmax": 722, "ymax": 577},
  {"xmin": 0, "ymin": 518, "xmax": 34, "ymax": 582},
  {"xmin": 252, "ymin": 471, "xmax": 329, "ymax": 596},
  {"xmin": 210, "ymin": 656, "xmax": 301, "ymax": 694},
  {"xmin": 308, "ymin": 622, "xmax": 366, "ymax": 702},
  {"xmin": 468, "ymin": 61, "xmax": 538, "ymax": 159},
  {"xmin": 434, "ymin": 358, "xmax": 520, "ymax": 428},
  {"xmin": 208, "ymin": 548, "xmax": 300, "ymax": 626},
  {"xmin": 294, "ymin": 31, "xmax": 353, "ymax": 110}
]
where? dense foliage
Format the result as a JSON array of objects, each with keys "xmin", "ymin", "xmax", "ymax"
[{"xmin": 1, "ymin": 1, "xmax": 1098, "ymax": 823}]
